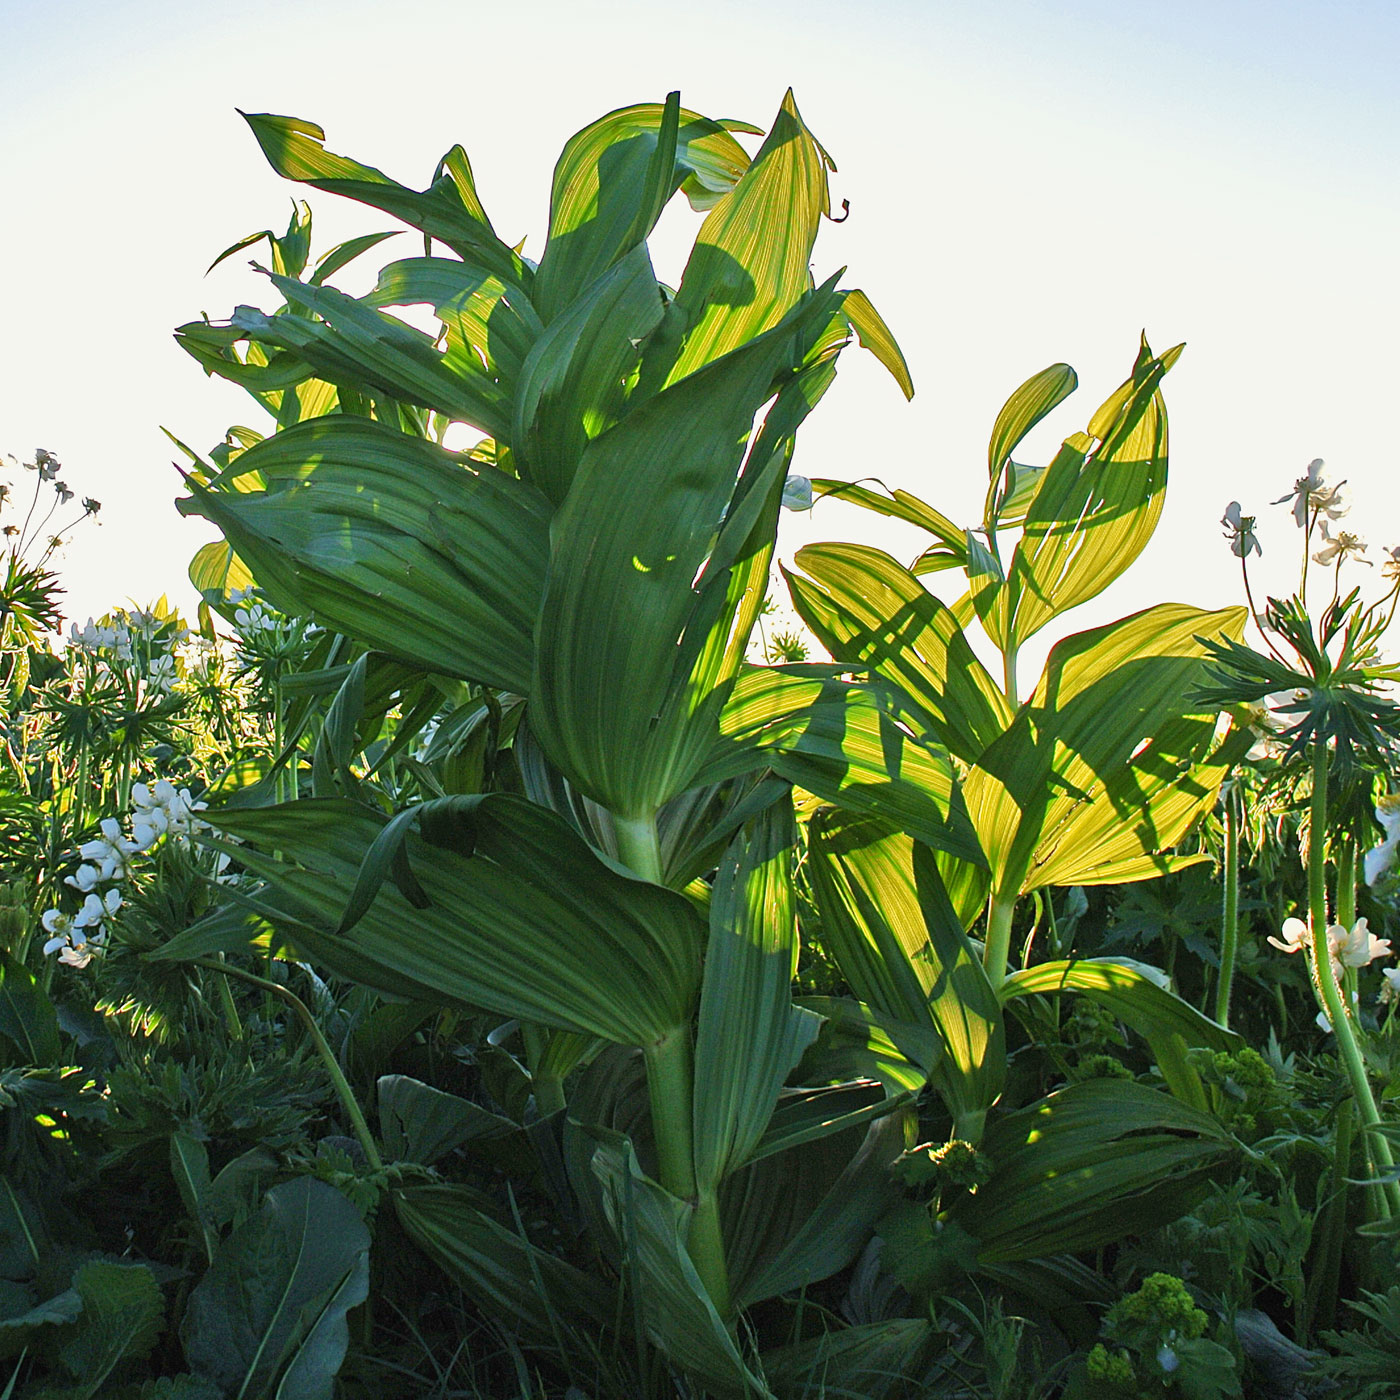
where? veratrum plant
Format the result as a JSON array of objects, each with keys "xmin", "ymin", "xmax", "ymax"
[{"xmin": 174, "ymin": 93, "xmax": 941, "ymax": 1395}]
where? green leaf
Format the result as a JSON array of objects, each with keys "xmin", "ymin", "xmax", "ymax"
[
  {"xmin": 808, "ymin": 813, "xmax": 1004, "ymax": 1138},
  {"xmin": 394, "ymin": 1184, "xmax": 613, "ymax": 1345},
  {"xmin": 793, "ymin": 997, "xmax": 934, "ymax": 1094},
  {"xmin": 55, "ymin": 1262, "xmax": 163, "ymax": 1399},
  {"xmin": 589, "ymin": 1136, "xmax": 771, "ymax": 1397},
  {"xmin": 948, "ymin": 1081, "xmax": 1234, "ymax": 1263},
  {"xmin": 704, "ymin": 666, "xmax": 981, "ymax": 863},
  {"xmin": 239, "ymin": 112, "xmax": 527, "ymax": 286},
  {"xmin": 808, "ymin": 479, "xmax": 970, "ymax": 576},
  {"xmin": 1001, "ymin": 956, "xmax": 1241, "ymax": 1108},
  {"xmin": 178, "ymin": 416, "xmax": 550, "ymax": 694},
  {"xmin": 512, "ymin": 242, "xmax": 665, "ymax": 507},
  {"xmin": 762, "ymin": 1319, "xmax": 935, "ymax": 1400},
  {"xmin": 984, "ymin": 362, "xmax": 1077, "ymax": 528},
  {"xmin": 228, "ymin": 278, "xmax": 514, "ymax": 442},
  {"xmin": 0, "ymin": 1284, "xmax": 82, "ymax": 1362},
  {"xmin": 0, "ymin": 953, "xmax": 60, "ymax": 1065},
  {"xmin": 1002, "ymin": 338, "xmax": 1182, "ymax": 645},
  {"xmin": 723, "ymin": 1112, "xmax": 907, "ymax": 1310},
  {"xmin": 181, "ymin": 1177, "xmax": 369, "ymax": 1400},
  {"xmin": 841, "ymin": 289, "xmax": 914, "ymax": 399},
  {"xmin": 365, "ymin": 255, "xmax": 544, "ymax": 394},
  {"xmin": 530, "ymin": 282, "xmax": 844, "ymax": 818},
  {"xmin": 377, "ymin": 1075, "xmax": 516, "ymax": 1165},
  {"xmin": 961, "ymin": 602, "xmax": 1247, "ymax": 899},
  {"xmin": 658, "ymin": 90, "xmax": 830, "ymax": 386},
  {"xmin": 208, "ymin": 795, "xmax": 705, "ymax": 1047},
  {"xmin": 533, "ymin": 93, "xmax": 750, "ymax": 322},
  {"xmin": 784, "ymin": 542, "xmax": 1011, "ymax": 762},
  {"xmin": 170, "ymin": 1131, "xmax": 217, "ymax": 1265},
  {"xmin": 692, "ymin": 801, "xmax": 821, "ymax": 1191}
]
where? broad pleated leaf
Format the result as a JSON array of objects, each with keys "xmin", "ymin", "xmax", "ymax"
[
  {"xmin": 590, "ymin": 1137, "xmax": 770, "ymax": 1398},
  {"xmin": 1025, "ymin": 713, "xmax": 1252, "ymax": 889},
  {"xmin": 794, "ymin": 998, "xmax": 935, "ymax": 1094},
  {"xmin": 239, "ymin": 112, "xmax": 528, "ymax": 286},
  {"xmin": 703, "ymin": 666, "xmax": 982, "ymax": 863},
  {"xmin": 784, "ymin": 542, "xmax": 1011, "ymax": 762},
  {"xmin": 208, "ymin": 795, "xmax": 705, "ymax": 1047},
  {"xmin": 178, "ymin": 417, "xmax": 550, "ymax": 694},
  {"xmin": 841, "ymin": 289, "xmax": 915, "ymax": 399},
  {"xmin": 960, "ymin": 602, "xmax": 1247, "ymax": 898},
  {"xmin": 512, "ymin": 242, "xmax": 664, "ymax": 505},
  {"xmin": 984, "ymin": 361, "xmax": 1077, "ymax": 528},
  {"xmin": 533, "ymin": 94, "xmax": 751, "ymax": 323},
  {"xmin": 365, "ymin": 255, "xmax": 544, "ymax": 394},
  {"xmin": 723, "ymin": 1113, "xmax": 907, "ymax": 1310},
  {"xmin": 1001, "ymin": 337, "xmax": 1182, "ymax": 645},
  {"xmin": 1002, "ymin": 956, "xmax": 1241, "ymax": 1108},
  {"xmin": 395, "ymin": 1184, "xmax": 612, "ymax": 1344},
  {"xmin": 377, "ymin": 1075, "xmax": 516, "ymax": 1166},
  {"xmin": 809, "ymin": 478, "xmax": 971, "ymax": 576},
  {"xmin": 658, "ymin": 90, "xmax": 828, "ymax": 386},
  {"xmin": 187, "ymin": 540, "xmax": 255, "ymax": 608},
  {"xmin": 692, "ymin": 802, "xmax": 821, "ymax": 1192},
  {"xmin": 808, "ymin": 814, "xmax": 1004, "ymax": 1137},
  {"xmin": 229, "ymin": 278, "xmax": 514, "ymax": 441},
  {"xmin": 762, "ymin": 1320, "xmax": 936, "ymax": 1400},
  {"xmin": 531, "ymin": 284, "xmax": 842, "ymax": 818},
  {"xmin": 947, "ymin": 1081, "xmax": 1234, "ymax": 1263}
]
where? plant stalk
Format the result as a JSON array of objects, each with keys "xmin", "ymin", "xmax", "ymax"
[
  {"xmin": 1215, "ymin": 795, "xmax": 1240, "ymax": 1027},
  {"xmin": 613, "ymin": 812, "xmax": 665, "ymax": 885},
  {"xmin": 194, "ymin": 956, "xmax": 382, "ymax": 1172},
  {"xmin": 984, "ymin": 887, "xmax": 1018, "ymax": 987},
  {"xmin": 1307, "ymin": 743, "xmax": 1399, "ymax": 1218},
  {"xmin": 644, "ymin": 1027, "xmax": 731, "ymax": 1315}
]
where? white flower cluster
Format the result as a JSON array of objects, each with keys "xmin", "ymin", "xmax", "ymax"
[
  {"xmin": 68, "ymin": 618, "xmax": 133, "ymax": 662},
  {"xmin": 66, "ymin": 610, "xmax": 191, "ymax": 694},
  {"xmin": 230, "ymin": 588, "xmax": 280, "ymax": 639},
  {"xmin": 41, "ymin": 781, "xmax": 209, "ymax": 970}
]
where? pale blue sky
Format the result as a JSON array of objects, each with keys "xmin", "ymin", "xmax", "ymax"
[{"xmin": 3, "ymin": 0, "xmax": 1397, "ymax": 672}]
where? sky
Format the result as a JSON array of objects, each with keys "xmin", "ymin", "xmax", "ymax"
[{"xmin": 3, "ymin": 0, "xmax": 1398, "ymax": 679}]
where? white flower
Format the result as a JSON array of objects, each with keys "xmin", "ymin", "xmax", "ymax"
[
  {"xmin": 1382, "ymin": 545, "xmax": 1400, "ymax": 582},
  {"xmin": 63, "ymin": 863, "xmax": 102, "ymax": 893},
  {"xmin": 1365, "ymin": 793, "xmax": 1400, "ymax": 886},
  {"xmin": 1382, "ymin": 967, "xmax": 1400, "ymax": 1004},
  {"xmin": 77, "ymin": 817, "xmax": 138, "ymax": 881},
  {"xmin": 1221, "ymin": 501, "xmax": 1261, "ymax": 558},
  {"xmin": 1274, "ymin": 458, "xmax": 1349, "ymax": 528},
  {"xmin": 1311, "ymin": 521, "xmax": 1370, "ymax": 567},
  {"xmin": 781, "ymin": 475, "xmax": 813, "ymax": 512},
  {"xmin": 1328, "ymin": 917, "xmax": 1392, "ymax": 970},
  {"xmin": 1156, "ymin": 1346, "xmax": 1180, "ymax": 1375},
  {"xmin": 1268, "ymin": 917, "xmax": 1309, "ymax": 954},
  {"xmin": 40, "ymin": 908, "xmax": 73, "ymax": 956},
  {"xmin": 146, "ymin": 653, "xmax": 177, "ymax": 694}
]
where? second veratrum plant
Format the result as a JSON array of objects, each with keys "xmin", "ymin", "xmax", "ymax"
[{"xmin": 171, "ymin": 94, "xmax": 1249, "ymax": 1397}]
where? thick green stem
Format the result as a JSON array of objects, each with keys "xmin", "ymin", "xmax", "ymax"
[
  {"xmin": 1215, "ymin": 798, "xmax": 1240, "ymax": 1027},
  {"xmin": 644, "ymin": 1028, "xmax": 731, "ymax": 1313},
  {"xmin": 1307, "ymin": 744, "xmax": 1400, "ymax": 1218},
  {"xmin": 194, "ymin": 957, "xmax": 382, "ymax": 1172},
  {"xmin": 1002, "ymin": 641, "xmax": 1019, "ymax": 711},
  {"xmin": 984, "ymin": 888, "xmax": 1018, "ymax": 987},
  {"xmin": 613, "ymin": 812, "xmax": 665, "ymax": 885},
  {"xmin": 522, "ymin": 1022, "xmax": 566, "ymax": 1116}
]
